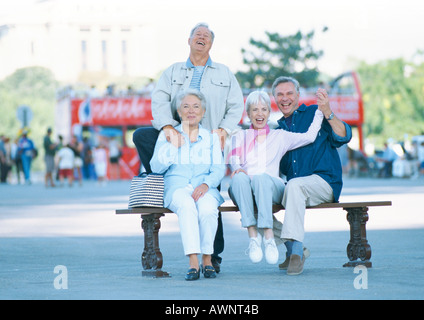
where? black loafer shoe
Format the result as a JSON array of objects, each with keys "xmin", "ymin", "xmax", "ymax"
[
  {"xmin": 202, "ymin": 265, "xmax": 216, "ymax": 279},
  {"xmin": 185, "ymin": 268, "xmax": 200, "ymax": 281}
]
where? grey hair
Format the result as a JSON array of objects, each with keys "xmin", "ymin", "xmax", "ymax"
[
  {"xmin": 175, "ymin": 89, "xmax": 207, "ymax": 111},
  {"xmin": 245, "ymin": 90, "xmax": 271, "ymax": 114},
  {"xmin": 189, "ymin": 22, "xmax": 215, "ymax": 43},
  {"xmin": 271, "ymin": 76, "xmax": 300, "ymax": 96}
]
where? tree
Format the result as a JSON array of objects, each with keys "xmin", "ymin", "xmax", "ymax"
[
  {"xmin": 0, "ymin": 67, "xmax": 58, "ymax": 171},
  {"xmin": 357, "ymin": 55, "xmax": 424, "ymax": 146},
  {"xmin": 236, "ymin": 29, "xmax": 325, "ymax": 90}
]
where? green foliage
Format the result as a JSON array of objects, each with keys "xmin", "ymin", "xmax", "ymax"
[
  {"xmin": 357, "ymin": 56, "xmax": 424, "ymax": 146},
  {"xmin": 0, "ymin": 67, "xmax": 59, "ymax": 170},
  {"xmin": 236, "ymin": 30, "xmax": 324, "ymax": 90}
]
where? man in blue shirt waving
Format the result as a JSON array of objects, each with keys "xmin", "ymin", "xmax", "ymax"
[{"xmin": 272, "ymin": 76, "xmax": 352, "ymax": 275}]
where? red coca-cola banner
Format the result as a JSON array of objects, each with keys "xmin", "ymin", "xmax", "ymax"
[{"xmin": 71, "ymin": 97, "xmax": 153, "ymax": 127}]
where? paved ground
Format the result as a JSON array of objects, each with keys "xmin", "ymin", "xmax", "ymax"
[{"xmin": 0, "ymin": 175, "xmax": 423, "ymax": 301}]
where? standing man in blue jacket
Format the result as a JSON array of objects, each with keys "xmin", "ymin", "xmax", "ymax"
[
  {"xmin": 133, "ymin": 23, "xmax": 244, "ymax": 273},
  {"xmin": 272, "ymin": 76, "xmax": 352, "ymax": 275}
]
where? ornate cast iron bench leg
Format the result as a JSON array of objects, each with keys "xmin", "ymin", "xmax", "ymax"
[
  {"xmin": 343, "ymin": 206, "xmax": 372, "ymax": 268},
  {"xmin": 140, "ymin": 213, "xmax": 170, "ymax": 277}
]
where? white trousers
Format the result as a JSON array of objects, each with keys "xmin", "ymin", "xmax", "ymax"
[
  {"xmin": 280, "ymin": 174, "xmax": 334, "ymax": 242},
  {"xmin": 169, "ymin": 185, "xmax": 219, "ymax": 256}
]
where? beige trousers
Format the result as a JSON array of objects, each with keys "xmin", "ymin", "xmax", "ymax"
[{"xmin": 278, "ymin": 174, "xmax": 334, "ymax": 243}]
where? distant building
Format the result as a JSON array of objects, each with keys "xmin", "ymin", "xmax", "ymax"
[{"xmin": 0, "ymin": 0, "xmax": 161, "ymax": 82}]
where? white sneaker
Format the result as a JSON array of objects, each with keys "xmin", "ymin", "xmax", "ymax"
[
  {"xmin": 246, "ymin": 235, "xmax": 263, "ymax": 263},
  {"xmin": 264, "ymin": 238, "xmax": 279, "ymax": 264}
]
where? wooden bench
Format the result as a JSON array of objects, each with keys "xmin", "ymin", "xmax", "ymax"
[{"xmin": 116, "ymin": 201, "xmax": 392, "ymax": 277}]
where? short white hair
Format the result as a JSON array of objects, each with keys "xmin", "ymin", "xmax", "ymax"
[
  {"xmin": 175, "ymin": 89, "xmax": 207, "ymax": 110},
  {"xmin": 245, "ymin": 90, "xmax": 271, "ymax": 114},
  {"xmin": 189, "ymin": 23, "xmax": 215, "ymax": 43}
]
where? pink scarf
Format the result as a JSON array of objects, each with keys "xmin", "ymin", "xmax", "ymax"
[{"xmin": 228, "ymin": 124, "xmax": 270, "ymax": 163}]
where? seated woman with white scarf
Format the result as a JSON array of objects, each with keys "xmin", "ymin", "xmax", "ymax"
[{"xmin": 227, "ymin": 90, "xmax": 323, "ymax": 265}]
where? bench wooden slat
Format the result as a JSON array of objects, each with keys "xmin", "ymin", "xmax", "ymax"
[
  {"xmin": 116, "ymin": 201, "xmax": 392, "ymax": 215},
  {"xmin": 301, "ymin": 201, "xmax": 392, "ymax": 209},
  {"xmin": 116, "ymin": 207, "xmax": 173, "ymax": 215}
]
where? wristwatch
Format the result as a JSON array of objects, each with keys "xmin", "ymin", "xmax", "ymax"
[{"xmin": 327, "ymin": 112, "xmax": 335, "ymax": 120}]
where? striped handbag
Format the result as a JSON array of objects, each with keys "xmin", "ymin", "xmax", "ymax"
[{"xmin": 128, "ymin": 173, "xmax": 164, "ymax": 208}]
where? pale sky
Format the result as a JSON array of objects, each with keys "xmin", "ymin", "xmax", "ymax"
[{"xmin": 1, "ymin": 0, "xmax": 424, "ymax": 77}]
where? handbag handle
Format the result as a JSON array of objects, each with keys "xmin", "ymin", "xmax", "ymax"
[{"xmin": 138, "ymin": 172, "xmax": 164, "ymax": 177}]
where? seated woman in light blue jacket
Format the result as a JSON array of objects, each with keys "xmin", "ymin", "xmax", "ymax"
[{"xmin": 150, "ymin": 89, "xmax": 226, "ymax": 281}]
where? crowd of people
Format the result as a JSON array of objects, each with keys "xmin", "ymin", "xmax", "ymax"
[
  {"xmin": 0, "ymin": 130, "xmax": 37, "ymax": 185},
  {"xmin": 0, "ymin": 128, "xmax": 121, "ymax": 187}
]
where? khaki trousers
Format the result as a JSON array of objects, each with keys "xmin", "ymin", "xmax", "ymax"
[{"xmin": 279, "ymin": 174, "xmax": 334, "ymax": 243}]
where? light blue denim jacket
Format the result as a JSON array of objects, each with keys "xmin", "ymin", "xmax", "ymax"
[
  {"xmin": 151, "ymin": 59, "xmax": 244, "ymax": 135},
  {"xmin": 150, "ymin": 124, "xmax": 226, "ymax": 208}
]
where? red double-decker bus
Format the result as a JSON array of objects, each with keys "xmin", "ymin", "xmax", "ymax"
[{"xmin": 56, "ymin": 71, "xmax": 364, "ymax": 180}]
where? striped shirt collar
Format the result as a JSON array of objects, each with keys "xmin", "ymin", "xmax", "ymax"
[{"xmin": 186, "ymin": 57, "xmax": 213, "ymax": 68}]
